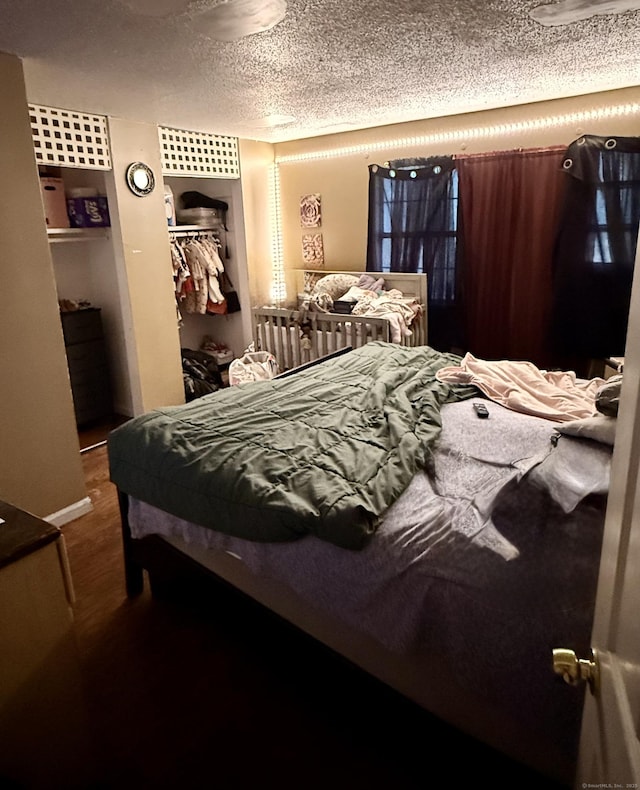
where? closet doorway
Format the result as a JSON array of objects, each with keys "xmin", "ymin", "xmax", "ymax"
[{"xmin": 43, "ymin": 163, "xmax": 133, "ymax": 454}]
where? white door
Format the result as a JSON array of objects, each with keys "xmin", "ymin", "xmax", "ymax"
[{"xmin": 575, "ymin": 239, "xmax": 640, "ymax": 784}]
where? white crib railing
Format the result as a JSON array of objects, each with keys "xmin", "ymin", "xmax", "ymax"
[{"xmin": 252, "ymin": 308, "xmax": 391, "ymax": 371}]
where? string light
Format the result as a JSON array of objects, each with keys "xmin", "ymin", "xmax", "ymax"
[
  {"xmin": 268, "ymin": 162, "xmax": 286, "ymax": 305},
  {"xmin": 269, "ymin": 100, "xmax": 640, "ymax": 298},
  {"xmin": 275, "ymin": 102, "xmax": 640, "ymax": 164}
]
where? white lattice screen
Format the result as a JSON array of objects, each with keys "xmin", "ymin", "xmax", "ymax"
[
  {"xmin": 29, "ymin": 104, "xmax": 111, "ymax": 170},
  {"xmin": 158, "ymin": 126, "xmax": 240, "ymax": 178}
]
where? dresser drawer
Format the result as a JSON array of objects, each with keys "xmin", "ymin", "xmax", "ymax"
[
  {"xmin": 68, "ymin": 363, "xmax": 110, "ymax": 391},
  {"xmin": 60, "ymin": 309, "xmax": 113, "ymax": 425},
  {"xmin": 65, "ymin": 339, "xmax": 108, "ymax": 369},
  {"xmin": 70, "ymin": 374, "xmax": 112, "ymax": 425},
  {"xmin": 60, "ymin": 309, "xmax": 104, "ymax": 345}
]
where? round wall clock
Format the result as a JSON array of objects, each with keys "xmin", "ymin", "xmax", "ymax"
[{"xmin": 126, "ymin": 162, "xmax": 155, "ymax": 196}]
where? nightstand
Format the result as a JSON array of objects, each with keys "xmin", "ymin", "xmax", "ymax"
[{"xmin": 0, "ymin": 501, "xmax": 95, "ymax": 786}]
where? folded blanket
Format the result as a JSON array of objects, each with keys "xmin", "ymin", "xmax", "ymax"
[
  {"xmin": 436, "ymin": 353, "xmax": 604, "ymax": 422},
  {"xmin": 351, "ymin": 290, "xmax": 419, "ymax": 342}
]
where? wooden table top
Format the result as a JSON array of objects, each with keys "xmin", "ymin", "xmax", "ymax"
[{"xmin": 0, "ymin": 500, "xmax": 60, "ymax": 570}]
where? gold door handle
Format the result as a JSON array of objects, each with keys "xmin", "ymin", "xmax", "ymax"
[{"xmin": 552, "ymin": 648, "xmax": 599, "ymax": 695}]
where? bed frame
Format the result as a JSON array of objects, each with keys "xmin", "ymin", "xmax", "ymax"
[
  {"xmin": 113, "ymin": 343, "xmax": 599, "ymax": 788},
  {"xmin": 116, "ymin": 487, "xmax": 582, "ymax": 788},
  {"xmin": 252, "ymin": 270, "xmax": 428, "ymax": 371}
]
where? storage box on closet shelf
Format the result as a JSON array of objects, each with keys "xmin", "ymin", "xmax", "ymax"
[
  {"xmin": 67, "ymin": 187, "xmax": 111, "ymax": 228},
  {"xmin": 40, "ymin": 177, "xmax": 70, "ymax": 228},
  {"xmin": 164, "ymin": 184, "xmax": 176, "ymax": 227},
  {"xmin": 176, "ymin": 207, "xmax": 224, "ymax": 228}
]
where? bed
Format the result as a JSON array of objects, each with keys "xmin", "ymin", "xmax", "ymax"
[
  {"xmin": 107, "ymin": 342, "xmax": 616, "ymax": 786},
  {"xmin": 251, "ymin": 270, "xmax": 427, "ymax": 370}
]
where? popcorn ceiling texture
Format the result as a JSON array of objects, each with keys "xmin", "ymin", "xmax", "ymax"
[{"xmin": 0, "ymin": 0, "xmax": 638, "ymax": 142}]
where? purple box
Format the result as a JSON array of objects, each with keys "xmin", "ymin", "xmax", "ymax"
[{"xmin": 67, "ymin": 196, "xmax": 110, "ymax": 228}]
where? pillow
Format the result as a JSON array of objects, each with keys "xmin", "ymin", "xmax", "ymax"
[
  {"xmin": 311, "ymin": 274, "xmax": 359, "ymax": 301},
  {"xmin": 527, "ymin": 436, "xmax": 612, "ymax": 513},
  {"xmin": 340, "ymin": 285, "xmax": 377, "ymax": 303},
  {"xmin": 596, "ymin": 374, "xmax": 623, "ymax": 417},
  {"xmin": 555, "ymin": 414, "xmax": 617, "ymax": 446},
  {"xmin": 302, "ymin": 271, "xmax": 323, "ymax": 295},
  {"xmin": 357, "ymin": 274, "xmax": 385, "ymax": 292}
]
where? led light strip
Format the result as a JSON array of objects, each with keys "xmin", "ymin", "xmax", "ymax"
[
  {"xmin": 275, "ymin": 102, "xmax": 640, "ymax": 164},
  {"xmin": 269, "ymin": 100, "xmax": 640, "ymax": 300},
  {"xmin": 269, "ymin": 162, "xmax": 286, "ymax": 305}
]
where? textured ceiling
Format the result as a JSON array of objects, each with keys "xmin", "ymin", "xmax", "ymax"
[{"xmin": 0, "ymin": 0, "xmax": 638, "ymax": 143}]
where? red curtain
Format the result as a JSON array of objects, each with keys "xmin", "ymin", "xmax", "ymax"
[{"xmin": 456, "ymin": 147, "xmax": 567, "ymax": 367}]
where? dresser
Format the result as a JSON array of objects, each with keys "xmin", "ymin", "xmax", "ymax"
[{"xmin": 60, "ymin": 307, "xmax": 113, "ymax": 426}]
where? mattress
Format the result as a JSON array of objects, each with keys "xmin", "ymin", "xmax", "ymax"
[
  {"xmin": 125, "ymin": 399, "xmax": 609, "ymax": 781},
  {"xmin": 128, "ymin": 398, "xmax": 607, "ymax": 641}
]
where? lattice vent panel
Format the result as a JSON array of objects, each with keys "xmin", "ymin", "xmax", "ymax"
[
  {"xmin": 159, "ymin": 126, "xmax": 240, "ymax": 178},
  {"xmin": 29, "ymin": 104, "xmax": 111, "ymax": 170}
]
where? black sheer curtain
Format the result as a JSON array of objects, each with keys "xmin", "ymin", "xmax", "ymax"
[
  {"xmin": 551, "ymin": 135, "xmax": 640, "ymax": 373},
  {"xmin": 366, "ymin": 157, "xmax": 463, "ymax": 351}
]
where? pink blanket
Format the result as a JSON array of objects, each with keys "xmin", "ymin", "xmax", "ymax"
[{"xmin": 436, "ymin": 353, "xmax": 604, "ymax": 422}]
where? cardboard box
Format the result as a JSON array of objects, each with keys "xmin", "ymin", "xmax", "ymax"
[{"xmin": 40, "ymin": 177, "xmax": 70, "ymax": 228}]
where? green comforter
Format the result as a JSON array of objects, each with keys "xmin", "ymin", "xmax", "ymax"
[{"xmin": 108, "ymin": 343, "xmax": 475, "ymax": 550}]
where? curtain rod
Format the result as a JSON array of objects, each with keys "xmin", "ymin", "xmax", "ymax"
[{"xmin": 453, "ymin": 144, "xmax": 567, "ymax": 161}]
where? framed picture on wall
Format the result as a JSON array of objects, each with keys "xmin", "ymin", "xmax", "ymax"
[
  {"xmin": 300, "ymin": 193, "xmax": 321, "ymax": 228},
  {"xmin": 302, "ymin": 233, "xmax": 324, "ymax": 267}
]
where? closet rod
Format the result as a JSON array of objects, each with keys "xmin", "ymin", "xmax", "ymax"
[{"xmin": 169, "ymin": 224, "xmax": 221, "ymax": 239}]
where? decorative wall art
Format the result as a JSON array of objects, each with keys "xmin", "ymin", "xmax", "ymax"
[
  {"xmin": 125, "ymin": 161, "xmax": 155, "ymax": 196},
  {"xmin": 302, "ymin": 233, "xmax": 324, "ymax": 267},
  {"xmin": 300, "ymin": 193, "xmax": 321, "ymax": 228}
]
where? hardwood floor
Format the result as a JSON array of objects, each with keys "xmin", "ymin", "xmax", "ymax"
[
  {"xmin": 46, "ymin": 442, "xmax": 571, "ymax": 790},
  {"xmin": 78, "ymin": 414, "xmax": 128, "ymax": 453}
]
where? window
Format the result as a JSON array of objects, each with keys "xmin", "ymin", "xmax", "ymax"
[
  {"xmin": 367, "ymin": 158, "xmax": 459, "ymax": 303},
  {"xmin": 378, "ymin": 168, "xmax": 459, "ymax": 302},
  {"xmin": 366, "ymin": 157, "xmax": 462, "ymax": 350},
  {"xmin": 590, "ymin": 180, "xmax": 638, "ymax": 265},
  {"xmin": 552, "ymin": 135, "xmax": 640, "ymax": 361}
]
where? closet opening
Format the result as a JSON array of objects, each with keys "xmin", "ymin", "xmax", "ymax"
[
  {"xmin": 42, "ymin": 163, "xmax": 131, "ymax": 454},
  {"xmin": 164, "ymin": 175, "xmax": 251, "ymax": 400}
]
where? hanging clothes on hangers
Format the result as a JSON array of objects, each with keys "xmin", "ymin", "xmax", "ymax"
[
  {"xmin": 170, "ymin": 239, "xmax": 191, "ymax": 296},
  {"xmin": 169, "ymin": 230, "xmax": 226, "ymax": 316}
]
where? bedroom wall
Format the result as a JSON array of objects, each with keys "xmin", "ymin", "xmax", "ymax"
[
  {"xmin": 106, "ymin": 117, "xmax": 185, "ymax": 415},
  {"xmin": 272, "ymin": 86, "xmax": 640, "ymax": 299},
  {"xmin": 238, "ymin": 139, "xmax": 279, "ymax": 308},
  {"xmin": 0, "ymin": 52, "xmax": 186, "ymax": 523},
  {"xmin": 0, "ymin": 52, "xmax": 87, "ymax": 519}
]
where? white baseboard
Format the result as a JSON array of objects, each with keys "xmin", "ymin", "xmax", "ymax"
[{"xmin": 45, "ymin": 496, "xmax": 93, "ymax": 527}]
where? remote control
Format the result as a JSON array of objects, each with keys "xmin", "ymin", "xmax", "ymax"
[{"xmin": 473, "ymin": 402, "xmax": 489, "ymax": 419}]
